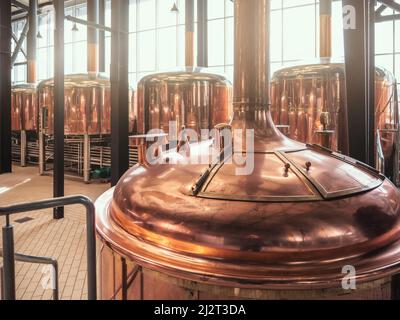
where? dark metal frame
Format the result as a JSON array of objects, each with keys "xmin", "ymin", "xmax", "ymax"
[
  {"xmin": 375, "ymin": 0, "xmax": 400, "ymax": 22},
  {"xmin": 0, "ymin": 0, "xmax": 12, "ymax": 174},
  {"xmin": 53, "ymin": 0, "xmax": 65, "ymax": 219},
  {"xmin": 0, "ymin": 195, "xmax": 97, "ymax": 300},
  {"xmin": 11, "ymin": 18, "xmax": 28, "ymax": 66},
  {"xmin": 110, "ymin": 0, "xmax": 130, "ymax": 186},
  {"xmin": 342, "ymin": 0, "xmax": 375, "ymax": 167}
]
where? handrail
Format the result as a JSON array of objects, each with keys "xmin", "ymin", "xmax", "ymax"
[
  {"xmin": 0, "ymin": 251, "xmax": 59, "ymax": 300},
  {"xmin": 0, "ymin": 195, "xmax": 96, "ymax": 300}
]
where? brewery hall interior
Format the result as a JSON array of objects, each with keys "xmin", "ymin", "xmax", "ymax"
[{"xmin": 1, "ymin": 0, "xmax": 400, "ymax": 301}]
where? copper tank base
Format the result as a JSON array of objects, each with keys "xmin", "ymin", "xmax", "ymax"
[{"xmin": 98, "ymin": 243, "xmax": 393, "ymax": 300}]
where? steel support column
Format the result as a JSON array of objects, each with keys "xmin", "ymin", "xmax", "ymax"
[
  {"xmin": 197, "ymin": 0, "xmax": 208, "ymax": 67},
  {"xmin": 53, "ymin": 0, "xmax": 65, "ymax": 219},
  {"xmin": 110, "ymin": 0, "xmax": 129, "ymax": 186},
  {"xmin": 342, "ymin": 0, "xmax": 375, "ymax": 166},
  {"xmin": 0, "ymin": 0, "xmax": 12, "ymax": 174},
  {"xmin": 87, "ymin": 0, "xmax": 99, "ymax": 73},
  {"xmin": 98, "ymin": 0, "xmax": 105, "ymax": 73},
  {"xmin": 185, "ymin": 0, "xmax": 195, "ymax": 67}
]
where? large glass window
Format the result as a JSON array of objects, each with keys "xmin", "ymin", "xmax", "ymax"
[
  {"xmin": 11, "ymin": 19, "xmax": 28, "ymax": 83},
  {"xmin": 207, "ymin": 0, "xmax": 234, "ymax": 81},
  {"xmin": 374, "ymin": 5, "xmax": 400, "ymax": 93},
  {"xmin": 128, "ymin": 0, "xmax": 188, "ymax": 84},
  {"xmin": 14, "ymin": 0, "xmax": 187, "ymax": 86},
  {"xmin": 11, "ymin": 0, "xmax": 400, "ymax": 92},
  {"xmin": 65, "ymin": 4, "xmax": 88, "ymax": 74}
]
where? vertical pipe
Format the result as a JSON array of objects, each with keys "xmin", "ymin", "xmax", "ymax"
[
  {"xmin": 197, "ymin": 0, "xmax": 208, "ymax": 67},
  {"xmin": 233, "ymin": 0, "xmax": 269, "ymax": 109},
  {"xmin": 111, "ymin": 0, "xmax": 130, "ymax": 186},
  {"xmin": 22, "ymin": 0, "xmax": 38, "ymax": 169},
  {"xmin": 185, "ymin": 0, "xmax": 195, "ymax": 67},
  {"xmin": 20, "ymin": 130, "xmax": 27, "ymax": 167},
  {"xmin": 83, "ymin": 133, "xmax": 91, "ymax": 183},
  {"xmin": 87, "ymin": 0, "xmax": 99, "ymax": 73},
  {"xmin": 98, "ymin": 0, "xmax": 105, "ymax": 73},
  {"xmin": 27, "ymin": 0, "xmax": 37, "ymax": 83},
  {"xmin": 0, "ymin": 0, "xmax": 12, "ymax": 174},
  {"xmin": 2, "ymin": 221, "xmax": 16, "ymax": 300},
  {"xmin": 53, "ymin": 0, "xmax": 65, "ymax": 219},
  {"xmin": 342, "ymin": 0, "xmax": 375, "ymax": 166},
  {"xmin": 39, "ymin": 128, "xmax": 45, "ymax": 174},
  {"xmin": 319, "ymin": 0, "xmax": 332, "ymax": 59}
]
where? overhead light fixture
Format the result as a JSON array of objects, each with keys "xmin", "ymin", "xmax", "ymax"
[
  {"xmin": 72, "ymin": 0, "xmax": 79, "ymax": 31},
  {"xmin": 170, "ymin": 2, "xmax": 179, "ymax": 13},
  {"xmin": 36, "ymin": 31, "xmax": 42, "ymax": 39}
]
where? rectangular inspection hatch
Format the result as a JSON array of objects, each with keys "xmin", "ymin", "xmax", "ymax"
[{"xmin": 14, "ymin": 217, "xmax": 34, "ymax": 224}]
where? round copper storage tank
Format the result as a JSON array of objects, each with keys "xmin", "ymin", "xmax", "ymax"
[
  {"xmin": 96, "ymin": 0, "xmax": 400, "ymax": 300},
  {"xmin": 270, "ymin": 63, "xmax": 399, "ymax": 182},
  {"xmin": 11, "ymin": 83, "xmax": 38, "ymax": 132},
  {"xmin": 136, "ymin": 68, "xmax": 233, "ymax": 135},
  {"xmin": 37, "ymin": 73, "xmax": 136, "ymax": 136}
]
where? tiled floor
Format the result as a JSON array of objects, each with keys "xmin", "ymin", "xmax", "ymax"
[{"xmin": 0, "ymin": 166, "xmax": 109, "ymax": 300}]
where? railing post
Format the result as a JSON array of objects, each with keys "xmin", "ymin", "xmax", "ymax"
[
  {"xmin": 53, "ymin": 261, "xmax": 59, "ymax": 300},
  {"xmin": 0, "ymin": 195, "xmax": 97, "ymax": 300},
  {"xmin": 83, "ymin": 199, "xmax": 97, "ymax": 300},
  {"xmin": 1, "ymin": 266, "xmax": 4, "ymax": 299},
  {"xmin": 2, "ymin": 215, "xmax": 16, "ymax": 300}
]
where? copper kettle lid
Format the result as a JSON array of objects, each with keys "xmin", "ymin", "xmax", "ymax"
[{"xmin": 99, "ymin": 0, "xmax": 400, "ymax": 288}]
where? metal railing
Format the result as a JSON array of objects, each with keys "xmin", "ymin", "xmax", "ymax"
[
  {"xmin": 0, "ymin": 252, "xmax": 59, "ymax": 300},
  {"xmin": 0, "ymin": 195, "xmax": 97, "ymax": 300}
]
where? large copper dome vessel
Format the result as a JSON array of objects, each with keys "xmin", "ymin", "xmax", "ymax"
[
  {"xmin": 11, "ymin": 83, "xmax": 38, "ymax": 132},
  {"xmin": 270, "ymin": 63, "xmax": 399, "ymax": 184},
  {"xmin": 135, "ymin": 68, "xmax": 233, "ymax": 135},
  {"xmin": 38, "ymin": 73, "xmax": 136, "ymax": 136},
  {"xmin": 96, "ymin": 0, "xmax": 400, "ymax": 300}
]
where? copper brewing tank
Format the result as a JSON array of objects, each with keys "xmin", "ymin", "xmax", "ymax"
[
  {"xmin": 96, "ymin": 0, "xmax": 400, "ymax": 300},
  {"xmin": 38, "ymin": 73, "xmax": 136, "ymax": 136},
  {"xmin": 135, "ymin": 68, "xmax": 233, "ymax": 135},
  {"xmin": 270, "ymin": 63, "xmax": 399, "ymax": 183},
  {"xmin": 11, "ymin": 83, "xmax": 38, "ymax": 132}
]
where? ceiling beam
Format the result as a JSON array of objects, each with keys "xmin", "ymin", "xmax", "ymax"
[
  {"xmin": 375, "ymin": 13, "xmax": 400, "ymax": 22},
  {"xmin": 11, "ymin": 0, "xmax": 29, "ymax": 11},
  {"xmin": 377, "ymin": 0, "xmax": 400, "ymax": 13}
]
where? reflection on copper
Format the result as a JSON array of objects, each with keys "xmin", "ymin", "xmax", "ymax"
[
  {"xmin": 271, "ymin": 63, "xmax": 399, "ymax": 182},
  {"xmin": 37, "ymin": 73, "xmax": 136, "ymax": 135},
  {"xmin": 136, "ymin": 68, "xmax": 233, "ymax": 136},
  {"xmin": 96, "ymin": 0, "xmax": 400, "ymax": 300},
  {"xmin": 11, "ymin": 83, "xmax": 38, "ymax": 131}
]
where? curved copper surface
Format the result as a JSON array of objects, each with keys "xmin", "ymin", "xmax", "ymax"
[
  {"xmin": 96, "ymin": 0, "xmax": 400, "ymax": 295},
  {"xmin": 11, "ymin": 83, "xmax": 38, "ymax": 131},
  {"xmin": 270, "ymin": 63, "xmax": 399, "ymax": 181},
  {"xmin": 136, "ymin": 68, "xmax": 233, "ymax": 135},
  {"xmin": 37, "ymin": 73, "xmax": 136, "ymax": 135}
]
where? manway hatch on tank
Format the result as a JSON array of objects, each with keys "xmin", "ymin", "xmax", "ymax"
[{"xmin": 192, "ymin": 146, "xmax": 384, "ymax": 202}]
